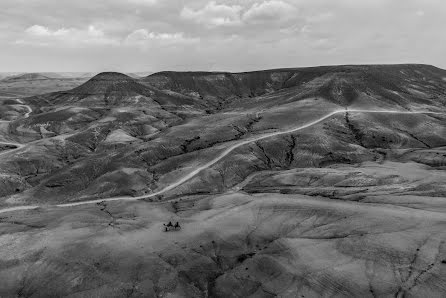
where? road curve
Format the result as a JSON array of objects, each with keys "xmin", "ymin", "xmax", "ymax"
[
  {"xmin": 0, "ymin": 98, "xmax": 32, "ymax": 156},
  {"xmin": 13, "ymin": 105, "xmax": 32, "ymax": 118},
  {"xmin": 0, "ymin": 108, "xmax": 444, "ymax": 214},
  {"xmin": 0, "ymin": 142, "xmax": 25, "ymax": 156},
  {"xmin": 0, "ymin": 98, "xmax": 32, "ymax": 120},
  {"xmin": 14, "ymin": 98, "xmax": 32, "ymax": 118}
]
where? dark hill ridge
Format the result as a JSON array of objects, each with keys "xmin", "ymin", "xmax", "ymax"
[
  {"xmin": 88, "ymin": 72, "xmax": 130, "ymax": 80},
  {"xmin": 25, "ymin": 72, "xmax": 198, "ymax": 107},
  {"xmin": 68, "ymin": 72, "xmax": 150, "ymax": 96},
  {"xmin": 21, "ymin": 64, "xmax": 446, "ymax": 112},
  {"xmin": 143, "ymin": 64, "xmax": 446, "ymax": 109},
  {"xmin": 2, "ymin": 73, "xmax": 51, "ymax": 82}
]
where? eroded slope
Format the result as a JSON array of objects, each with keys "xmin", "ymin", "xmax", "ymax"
[{"xmin": 0, "ymin": 64, "xmax": 446, "ymax": 297}]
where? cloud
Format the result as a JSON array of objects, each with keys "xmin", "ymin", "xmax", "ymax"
[
  {"xmin": 242, "ymin": 0, "xmax": 298, "ymax": 24},
  {"xmin": 180, "ymin": 1, "xmax": 243, "ymax": 27},
  {"xmin": 306, "ymin": 12, "xmax": 334, "ymax": 23},
  {"xmin": 416, "ymin": 10, "xmax": 425, "ymax": 16},
  {"xmin": 18, "ymin": 25, "xmax": 119, "ymax": 47},
  {"xmin": 311, "ymin": 38, "xmax": 335, "ymax": 50},
  {"xmin": 19, "ymin": 24, "xmax": 198, "ymax": 50},
  {"xmin": 127, "ymin": 0, "xmax": 158, "ymax": 5},
  {"xmin": 180, "ymin": 1, "xmax": 300, "ymax": 28},
  {"xmin": 124, "ymin": 29, "xmax": 199, "ymax": 48},
  {"xmin": 25, "ymin": 25, "xmax": 53, "ymax": 36},
  {"xmin": 3, "ymin": 0, "xmax": 446, "ymax": 71}
]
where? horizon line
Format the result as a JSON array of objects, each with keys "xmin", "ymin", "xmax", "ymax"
[{"xmin": 1, "ymin": 62, "xmax": 444, "ymax": 76}]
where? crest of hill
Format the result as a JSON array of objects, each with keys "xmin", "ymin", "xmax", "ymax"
[
  {"xmin": 142, "ymin": 64, "xmax": 446, "ymax": 107},
  {"xmin": 2, "ymin": 73, "xmax": 52, "ymax": 82},
  {"xmin": 66, "ymin": 72, "xmax": 152, "ymax": 97},
  {"xmin": 25, "ymin": 71, "xmax": 199, "ymax": 107}
]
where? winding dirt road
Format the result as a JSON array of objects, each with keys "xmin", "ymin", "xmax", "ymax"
[
  {"xmin": 0, "ymin": 108, "xmax": 444, "ymax": 214},
  {"xmin": 13, "ymin": 98, "xmax": 32, "ymax": 118},
  {"xmin": 0, "ymin": 98, "xmax": 32, "ymax": 156}
]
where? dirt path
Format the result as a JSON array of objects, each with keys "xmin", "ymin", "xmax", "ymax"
[
  {"xmin": 0, "ymin": 108, "xmax": 444, "ymax": 214},
  {"xmin": 0, "ymin": 142, "xmax": 25, "ymax": 156},
  {"xmin": 13, "ymin": 98, "xmax": 32, "ymax": 118},
  {"xmin": 0, "ymin": 98, "xmax": 32, "ymax": 156}
]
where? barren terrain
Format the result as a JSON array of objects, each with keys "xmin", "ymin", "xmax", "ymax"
[{"xmin": 0, "ymin": 64, "xmax": 446, "ymax": 297}]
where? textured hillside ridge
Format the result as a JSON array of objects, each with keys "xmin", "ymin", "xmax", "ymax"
[
  {"xmin": 69, "ymin": 72, "xmax": 151, "ymax": 96},
  {"xmin": 1, "ymin": 64, "xmax": 445, "ymax": 203},
  {"xmin": 25, "ymin": 71, "xmax": 200, "ymax": 108},
  {"xmin": 0, "ymin": 64, "xmax": 446, "ymax": 297},
  {"xmin": 1, "ymin": 73, "xmax": 53, "ymax": 82},
  {"xmin": 143, "ymin": 64, "xmax": 446, "ymax": 109}
]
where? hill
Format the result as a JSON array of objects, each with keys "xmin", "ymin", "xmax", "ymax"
[
  {"xmin": 0, "ymin": 73, "xmax": 90, "ymax": 97},
  {"xmin": 1, "ymin": 64, "xmax": 445, "ymax": 202},
  {"xmin": 1, "ymin": 73, "xmax": 52, "ymax": 82},
  {"xmin": 24, "ymin": 71, "xmax": 199, "ymax": 108},
  {"xmin": 143, "ymin": 64, "xmax": 446, "ymax": 110},
  {"xmin": 0, "ymin": 64, "xmax": 446, "ymax": 297}
]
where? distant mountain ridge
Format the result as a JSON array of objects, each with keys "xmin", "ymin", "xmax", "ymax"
[
  {"xmin": 17, "ymin": 64, "xmax": 446, "ymax": 112},
  {"xmin": 1, "ymin": 73, "xmax": 52, "ymax": 82},
  {"xmin": 142, "ymin": 64, "xmax": 446, "ymax": 109},
  {"xmin": 25, "ymin": 71, "xmax": 198, "ymax": 107},
  {"xmin": 0, "ymin": 71, "xmax": 152, "ymax": 81}
]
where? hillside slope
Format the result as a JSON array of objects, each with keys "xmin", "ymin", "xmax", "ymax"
[
  {"xmin": 143, "ymin": 64, "xmax": 446, "ymax": 110},
  {"xmin": 26, "ymin": 72, "xmax": 199, "ymax": 107},
  {"xmin": 0, "ymin": 65, "xmax": 445, "ymax": 203},
  {"xmin": 1, "ymin": 64, "xmax": 446, "ymax": 297}
]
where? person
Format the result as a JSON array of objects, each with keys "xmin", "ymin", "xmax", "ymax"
[
  {"xmin": 164, "ymin": 221, "xmax": 173, "ymax": 232},
  {"xmin": 174, "ymin": 222, "xmax": 180, "ymax": 230}
]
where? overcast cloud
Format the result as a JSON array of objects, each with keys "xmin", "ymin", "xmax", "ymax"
[{"xmin": 1, "ymin": 0, "xmax": 445, "ymax": 72}]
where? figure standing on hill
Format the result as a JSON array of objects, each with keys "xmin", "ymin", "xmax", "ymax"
[{"xmin": 164, "ymin": 221, "xmax": 173, "ymax": 231}]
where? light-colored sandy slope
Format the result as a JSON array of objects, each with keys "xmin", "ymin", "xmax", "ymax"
[
  {"xmin": 1, "ymin": 192, "xmax": 445, "ymax": 297},
  {"xmin": 0, "ymin": 108, "xmax": 444, "ymax": 214},
  {"xmin": 103, "ymin": 129, "xmax": 140, "ymax": 143},
  {"xmin": 241, "ymin": 160, "xmax": 446, "ymax": 208}
]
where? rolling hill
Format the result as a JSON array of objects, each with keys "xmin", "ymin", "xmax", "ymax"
[
  {"xmin": 143, "ymin": 64, "xmax": 446, "ymax": 110},
  {"xmin": 0, "ymin": 64, "xmax": 446, "ymax": 297},
  {"xmin": 1, "ymin": 64, "xmax": 445, "ymax": 203},
  {"xmin": 0, "ymin": 73, "xmax": 90, "ymax": 97},
  {"xmin": 1, "ymin": 73, "xmax": 53, "ymax": 82},
  {"xmin": 26, "ymin": 71, "xmax": 199, "ymax": 107}
]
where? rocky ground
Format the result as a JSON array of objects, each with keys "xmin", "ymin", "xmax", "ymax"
[{"xmin": 0, "ymin": 64, "xmax": 445, "ymax": 297}]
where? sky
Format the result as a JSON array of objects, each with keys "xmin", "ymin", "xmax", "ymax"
[{"xmin": 1, "ymin": 0, "xmax": 445, "ymax": 72}]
